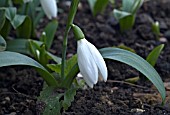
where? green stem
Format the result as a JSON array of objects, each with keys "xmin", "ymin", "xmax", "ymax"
[
  {"xmin": 61, "ymin": 0, "xmax": 79, "ymax": 79},
  {"xmin": 62, "ymin": 63, "xmax": 79, "ymax": 88}
]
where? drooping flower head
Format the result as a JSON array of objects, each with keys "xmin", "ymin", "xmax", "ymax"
[
  {"xmin": 40, "ymin": 0, "xmax": 57, "ymax": 19},
  {"xmin": 72, "ymin": 24, "xmax": 108, "ymax": 88}
]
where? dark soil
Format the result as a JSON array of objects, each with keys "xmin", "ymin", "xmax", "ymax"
[{"xmin": 0, "ymin": 0, "xmax": 170, "ymax": 114}]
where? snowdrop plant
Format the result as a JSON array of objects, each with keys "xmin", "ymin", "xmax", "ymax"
[
  {"xmin": 0, "ymin": 0, "xmax": 166, "ymax": 114},
  {"xmin": 40, "ymin": 0, "xmax": 57, "ymax": 19},
  {"xmin": 152, "ymin": 21, "xmax": 160, "ymax": 40},
  {"xmin": 113, "ymin": 0, "xmax": 144, "ymax": 31}
]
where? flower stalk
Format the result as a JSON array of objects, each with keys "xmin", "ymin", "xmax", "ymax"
[{"xmin": 61, "ymin": 0, "xmax": 80, "ymax": 79}]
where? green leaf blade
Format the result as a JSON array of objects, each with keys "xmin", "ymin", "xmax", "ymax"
[
  {"xmin": 88, "ymin": 0, "xmax": 109, "ymax": 16},
  {"xmin": 113, "ymin": 9, "xmax": 131, "ymax": 20},
  {"xmin": 11, "ymin": 14, "xmax": 26, "ymax": 29},
  {"xmin": 5, "ymin": 7, "xmax": 17, "ymax": 21},
  {"xmin": 100, "ymin": 47, "xmax": 166, "ymax": 103},
  {"xmin": 0, "ymin": 51, "xmax": 57, "ymax": 86},
  {"xmin": 0, "ymin": 9, "xmax": 6, "ymax": 31},
  {"xmin": 146, "ymin": 44, "xmax": 164, "ymax": 67},
  {"xmin": 0, "ymin": 35, "xmax": 6, "ymax": 51},
  {"xmin": 16, "ymin": 16, "xmax": 32, "ymax": 39},
  {"xmin": 44, "ymin": 20, "xmax": 58, "ymax": 49}
]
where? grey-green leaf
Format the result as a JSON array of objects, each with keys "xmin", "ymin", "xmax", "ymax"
[
  {"xmin": 122, "ymin": 0, "xmax": 143, "ymax": 14},
  {"xmin": 0, "ymin": 51, "xmax": 57, "ymax": 86},
  {"xmin": 88, "ymin": 0, "xmax": 109, "ymax": 16},
  {"xmin": 0, "ymin": 35, "xmax": 6, "ymax": 51},
  {"xmin": 44, "ymin": 20, "xmax": 58, "ymax": 49},
  {"xmin": 47, "ymin": 52, "xmax": 61, "ymax": 64},
  {"xmin": 93, "ymin": 0, "xmax": 109, "ymax": 16},
  {"xmin": 7, "ymin": 39, "xmax": 61, "ymax": 64},
  {"xmin": 7, "ymin": 39, "xmax": 33, "ymax": 54},
  {"xmin": 0, "ymin": 9, "xmax": 6, "ymax": 31},
  {"xmin": 7, "ymin": 39, "xmax": 44, "ymax": 55},
  {"xmin": 5, "ymin": 7, "xmax": 17, "ymax": 21},
  {"xmin": 146, "ymin": 44, "xmax": 164, "ymax": 67},
  {"xmin": 100, "ymin": 47, "xmax": 166, "ymax": 103},
  {"xmin": 113, "ymin": 9, "xmax": 131, "ymax": 20},
  {"xmin": 11, "ymin": 14, "xmax": 26, "ymax": 29}
]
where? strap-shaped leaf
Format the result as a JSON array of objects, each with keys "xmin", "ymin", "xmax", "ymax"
[
  {"xmin": 7, "ymin": 39, "xmax": 40, "ymax": 54},
  {"xmin": 0, "ymin": 9, "xmax": 6, "ymax": 31},
  {"xmin": 88, "ymin": 0, "xmax": 109, "ymax": 16},
  {"xmin": 7, "ymin": 39, "xmax": 61, "ymax": 64},
  {"xmin": 11, "ymin": 14, "xmax": 26, "ymax": 29},
  {"xmin": 0, "ymin": 51, "xmax": 57, "ymax": 86},
  {"xmin": 0, "ymin": 35, "xmax": 6, "ymax": 51},
  {"xmin": 5, "ymin": 7, "xmax": 17, "ymax": 21},
  {"xmin": 113, "ymin": 9, "xmax": 131, "ymax": 20},
  {"xmin": 122, "ymin": 0, "xmax": 143, "ymax": 14},
  {"xmin": 146, "ymin": 44, "xmax": 164, "ymax": 67},
  {"xmin": 16, "ymin": 16, "xmax": 32, "ymax": 39},
  {"xmin": 44, "ymin": 20, "xmax": 58, "ymax": 49},
  {"xmin": 100, "ymin": 47, "xmax": 166, "ymax": 103}
]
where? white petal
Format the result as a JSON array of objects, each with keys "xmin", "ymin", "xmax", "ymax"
[
  {"xmin": 85, "ymin": 39, "xmax": 108, "ymax": 82},
  {"xmin": 40, "ymin": 0, "xmax": 57, "ymax": 19},
  {"xmin": 77, "ymin": 39, "xmax": 98, "ymax": 87},
  {"xmin": 81, "ymin": 72, "xmax": 94, "ymax": 88}
]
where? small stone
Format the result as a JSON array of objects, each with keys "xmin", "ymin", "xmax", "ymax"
[
  {"xmin": 164, "ymin": 82, "xmax": 170, "ymax": 91},
  {"xmin": 64, "ymin": 1, "xmax": 71, "ymax": 7},
  {"xmin": 9, "ymin": 112, "xmax": 16, "ymax": 115},
  {"xmin": 58, "ymin": 35, "xmax": 63, "ymax": 40},
  {"xmin": 131, "ymin": 108, "xmax": 145, "ymax": 113},
  {"xmin": 78, "ymin": 3, "xmax": 83, "ymax": 10},
  {"xmin": 5, "ymin": 97, "xmax": 10, "ymax": 101},
  {"xmin": 159, "ymin": 37, "xmax": 167, "ymax": 43},
  {"xmin": 1, "ymin": 101, "xmax": 6, "ymax": 104},
  {"xmin": 67, "ymin": 53, "xmax": 73, "ymax": 58}
]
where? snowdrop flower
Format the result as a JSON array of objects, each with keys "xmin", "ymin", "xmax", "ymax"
[
  {"xmin": 23, "ymin": 0, "xmax": 33, "ymax": 3},
  {"xmin": 40, "ymin": 0, "xmax": 57, "ymax": 19},
  {"xmin": 77, "ymin": 38, "xmax": 108, "ymax": 88},
  {"xmin": 72, "ymin": 24, "xmax": 108, "ymax": 88}
]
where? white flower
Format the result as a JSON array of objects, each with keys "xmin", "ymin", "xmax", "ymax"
[
  {"xmin": 40, "ymin": 0, "xmax": 57, "ymax": 19},
  {"xmin": 23, "ymin": 0, "xmax": 33, "ymax": 3},
  {"xmin": 77, "ymin": 38, "xmax": 108, "ymax": 88}
]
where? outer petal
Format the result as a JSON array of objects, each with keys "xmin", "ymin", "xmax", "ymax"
[
  {"xmin": 40, "ymin": 0, "xmax": 57, "ymax": 19},
  {"xmin": 85, "ymin": 39, "xmax": 108, "ymax": 82},
  {"xmin": 77, "ymin": 39, "xmax": 98, "ymax": 88}
]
